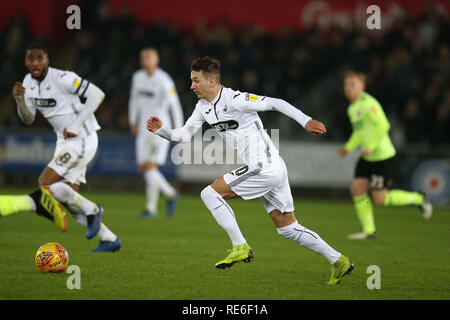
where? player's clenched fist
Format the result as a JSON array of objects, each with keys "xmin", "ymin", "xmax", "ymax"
[
  {"xmin": 305, "ymin": 119, "xmax": 327, "ymax": 135},
  {"xmin": 12, "ymin": 82, "xmax": 26, "ymax": 97},
  {"xmin": 147, "ymin": 116, "xmax": 162, "ymax": 132}
]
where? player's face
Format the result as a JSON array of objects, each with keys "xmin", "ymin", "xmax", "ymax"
[
  {"xmin": 190, "ymin": 70, "xmax": 212, "ymax": 99},
  {"xmin": 140, "ymin": 50, "xmax": 159, "ymax": 74},
  {"xmin": 25, "ymin": 49, "xmax": 49, "ymax": 80},
  {"xmin": 344, "ymin": 76, "xmax": 364, "ymax": 102}
]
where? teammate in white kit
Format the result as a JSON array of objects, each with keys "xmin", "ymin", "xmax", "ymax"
[
  {"xmin": 129, "ymin": 48, "xmax": 184, "ymax": 218},
  {"xmin": 147, "ymin": 56, "xmax": 354, "ymax": 284},
  {"xmin": 0, "ymin": 43, "xmax": 121, "ymax": 252}
]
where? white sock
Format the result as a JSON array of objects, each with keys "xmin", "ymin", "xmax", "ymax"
[
  {"xmin": 48, "ymin": 181, "xmax": 98, "ymax": 215},
  {"xmin": 98, "ymin": 223, "xmax": 117, "ymax": 242},
  {"xmin": 200, "ymin": 185, "xmax": 246, "ymax": 246},
  {"xmin": 153, "ymin": 170, "xmax": 176, "ymax": 198},
  {"xmin": 48, "ymin": 182, "xmax": 117, "ymax": 242},
  {"xmin": 277, "ymin": 221, "xmax": 341, "ymax": 264},
  {"xmin": 69, "ymin": 210, "xmax": 87, "ymax": 227},
  {"xmin": 144, "ymin": 169, "xmax": 159, "ymax": 213},
  {"xmin": 67, "ymin": 211, "xmax": 116, "ymax": 242}
]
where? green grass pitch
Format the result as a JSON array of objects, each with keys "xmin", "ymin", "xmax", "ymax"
[{"xmin": 0, "ymin": 186, "xmax": 449, "ymax": 300}]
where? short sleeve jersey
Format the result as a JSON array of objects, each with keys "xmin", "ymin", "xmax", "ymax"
[{"xmin": 182, "ymin": 87, "xmax": 279, "ymax": 167}]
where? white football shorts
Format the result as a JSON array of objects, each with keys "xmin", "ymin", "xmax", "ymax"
[
  {"xmin": 48, "ymin": 132, "xmax": 98, "ymax": 185},
  {"xmin": 223, "ymin": 155, "xmax": 295, "ymax": 214},
  {"xmin": 135, "ymin": 132, "xmax": 170, "ymax": 165}
]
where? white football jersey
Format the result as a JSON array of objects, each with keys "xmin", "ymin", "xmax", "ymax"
[
  {"xmin": 157, "ymin": 86, "xmax": 312, "ymax": 168},
  {"xmin": 129, "ymin": 68, "xmax": 184, "ymax": 135},
  {"xmin": 22, "ymin": 67, "xmax": 100, "ymax": 139},
  {"xmin": 180, "ymin": 87, "xmax": 280, "ymax": 167}
]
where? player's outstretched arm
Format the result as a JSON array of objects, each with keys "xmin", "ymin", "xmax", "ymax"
[
  {"xmin": 12, "ymin": 82, "xmax": 35, "ymax": 125},
  {"xmin": 233, "ymin": 93, "xmax": 328, "ymax": 136},
  {"xmin": 147, "ymin": 116, "xmax": 176, "ymax": 141},
  {"xmin": 147, "ymin": 106, "xmax": 205, "ymax": 143},
  {"xmin": 231, "ymin": 93, "xmax": 314, "ymax": 129}
]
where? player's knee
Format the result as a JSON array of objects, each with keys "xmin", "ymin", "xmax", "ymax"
[
  {"xmin": 139, "ymin": 163, "xmax": 158, "ymax": 173},
  {"xmin": 276, "ymin": 222, "xmax": 297, "ymax": 240},
  {"xmin": 38, "ymin": 175, "xmax": 50, "ymax": 187},
  {"xmin": 350, "ymin": 178, "xmax": 370, "ymax": 197},
  {"xmin": 48, "ymin": 182, "xmax": 74, "ymax": 203},
  {"xmin": 200, "ymin": 185, "xmax": 214, "ymax": 203},
  {"xmin": 38, "ymin": 167, "xmax": 62, "ymax": 187},
  {"xmin": 350, "ymin": 184, "xmax": 365, "ymax": 197},
  {"xmin": 371, "ymin": 191, "xmax": 386, "ymax": 205}
]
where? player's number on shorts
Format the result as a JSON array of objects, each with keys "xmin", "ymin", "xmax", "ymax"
[
  {"xmin": 231, "ymin": 165, "xmax": 249, "ymax": 176},
  {"xmin": 370, "ymin": 175, "xmax": 384, "ymax": 189},
  {"xmin": 56, "ymin": 152, "xmax": 72, "ymax": 167}
]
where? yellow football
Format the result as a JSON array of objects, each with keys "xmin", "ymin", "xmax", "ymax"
[{"xmin": 35, "ymin": 242, "xmax": 69, "ymax": 273}]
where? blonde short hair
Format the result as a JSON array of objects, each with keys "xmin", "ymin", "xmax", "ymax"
[{"xmin": 344, "ymin": 70, "xmax": 366, "ymax": 84}]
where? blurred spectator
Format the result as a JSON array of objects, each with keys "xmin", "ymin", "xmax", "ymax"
[
  {"xmin": 402, "ymin": 98, "xmax": 425, "ymax": 143},
  {"xmin": 432, "ymin": 90, "xmax": 450, "ymax": 144},
  {"xmin": 0, "ymin": 1, "xmax": 448, "ymax": 151}
]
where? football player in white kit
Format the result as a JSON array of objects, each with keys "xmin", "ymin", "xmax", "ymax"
[
  {"xmin": 1, "ymin": 43, "xmax": 121, "ymax": 252},
  {"xmin": 147, "ymin": 56, "xmax": 354, "ymax": 284},
  {"xmin": 129, "ymin": 48, "xmax": 184, "ymax": 218}
]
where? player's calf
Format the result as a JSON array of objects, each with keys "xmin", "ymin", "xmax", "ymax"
[
  {"xmin": 276, "ymin": 220, "xmax": 341, "ymax": 264},
  {"xmin": 370, "ymin": 189, "xmax": 387, "ymax": 205},
  {"xmin": 200, "ymin": 185, "xmax": 246, "ymax": 245},
  {"xmin": 48, "ymin": 181, "xmax": 99, "ymax": 216}
]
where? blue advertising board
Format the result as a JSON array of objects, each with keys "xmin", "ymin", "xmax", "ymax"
[{"xmin": 0, "ymin": 131, "xmax": 177, "ymax": 179}]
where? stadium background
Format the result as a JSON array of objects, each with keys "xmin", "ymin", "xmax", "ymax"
[{"xmin": 0, "ymin": 0, "xmax": 449, "ymax": 205}]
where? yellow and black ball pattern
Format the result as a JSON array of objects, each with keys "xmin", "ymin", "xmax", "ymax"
[{"xmin": 35, "ymin": 242, "xmax": 69, "ymax": 273}]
